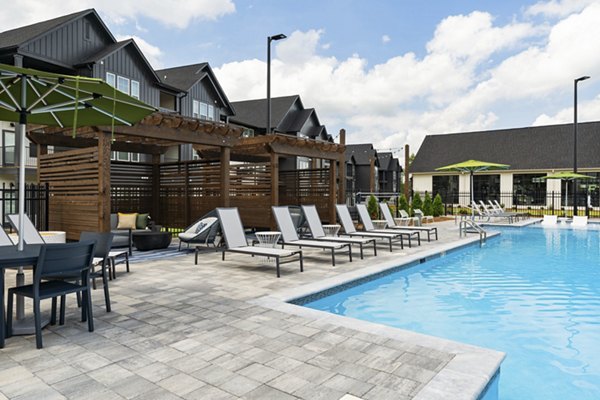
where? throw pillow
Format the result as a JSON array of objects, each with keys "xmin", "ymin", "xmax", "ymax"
[
  {"xmin": 117, "ymin": 212, "xmax": 138, "ymax": 230},
  {"xmin": 136, "ymin": 213, "xmax": 149, "ymax": 229}
]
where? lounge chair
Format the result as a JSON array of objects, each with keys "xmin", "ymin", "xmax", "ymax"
[
  {"xmin": 178, "ymin": 211, "xmax": 221, "ymax": 250},
  {"xmin": 399, "ymin": 209, "xmax": 419, "ymax": 225},
  {"xmin": 379, "ymin": 203, "xmax": 438, "ymax": 241},
  {"xmin": 272, "ymin": 206, "xmax": 352, "ymax": 266},
  {"xmin": 541, "ymin": 215, "xmax": 558, "ymax": 226},
  {"xmin": 479, "ymin": 200, "xmax": 515, "ymax": 223},
  {"xmin": 335, "ymin": 204, "xmax": 403, "ymax": 252},
  {"xmin": 216, "ymin": 208, "xmax": 303, "ymax": 278},
  {"xmin": 301, "ymin": 205, "xmax": 377, "ymax": 259},
  {"xmin": 356, "ymin": 204, "xmax": 421, "ymax": 247},
  {"xmin": 572, "ymin": 216, "xmax": 588, "ymax": 227},
  {"xmin": 492, "ymin": 200, "xmax": 527, "ymax": 220},
  {"xmin": 0, "ymin": 224, "xmax": 14, "ymax": 246},
  {"xmin": 7, "ymin": 214, "xmax": 45, "ymax": 244}
]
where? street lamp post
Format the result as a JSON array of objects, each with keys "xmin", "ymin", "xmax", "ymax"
[
  {"xmin": 267, "ymin": 33, "xmax": 287, "ymax": 134},
  {"xmin": 573, "ymin": 75, "xmax": 590, "ymax": 216}
]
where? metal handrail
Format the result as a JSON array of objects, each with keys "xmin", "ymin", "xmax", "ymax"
[{"xmin": 459, "ymin": 219, "xmax": 487, "ymax": 246}]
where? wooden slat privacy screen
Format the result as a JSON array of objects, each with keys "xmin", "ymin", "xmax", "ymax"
[
  {"xmin": 230, "ymin": 162, "xmax": 271, "ymax": 228},
  {"xmin": 280, "ymin": 168, "xmax": 331, "ymax": 222},
  {"xmin": 39, "ymin": 147, "xmax": 100, "ymax": 240}
]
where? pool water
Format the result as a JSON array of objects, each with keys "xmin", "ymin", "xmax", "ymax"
[{"xmin": 304, "ymin": 226, "xmax": 600, "ymax": 399}]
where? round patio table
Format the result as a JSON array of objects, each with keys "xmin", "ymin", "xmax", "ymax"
[
  {"xmin": 322, "ymin": 224, "xmax": 340, "ymax": 237},
  {"xmin": 255, "ymin": 231, "xmax": 281, "ymax": 263}
]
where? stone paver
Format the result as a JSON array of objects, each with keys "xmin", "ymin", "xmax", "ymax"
[{"xmin": 0, "ymin": 221, "xmax": 501, "ymax": 399}]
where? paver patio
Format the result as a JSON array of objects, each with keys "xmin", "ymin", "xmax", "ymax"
[{"xmin": 1, "ymin": 221, "xmax": 503, "ymax": 400}]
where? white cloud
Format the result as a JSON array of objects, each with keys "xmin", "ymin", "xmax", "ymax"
[
  {"xmin": 533, "ymin": 94, "xmax": 600, "ymax": 125},
  {"xmin": 0, "ymin": 0, "xmax": 235, "ymax": 31},
  {"xmin": 382, "ymin": 35, "xmax": 391, "ymax": 43},
  {"xmin": 116, "ymin": 35, "xmax": 164, "ymax": 69},
  {"xmin": 525, "ymin": 0, "xmax": 596, "ymax": 17}
]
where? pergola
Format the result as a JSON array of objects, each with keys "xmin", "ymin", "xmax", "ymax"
[{"xmin": 29, "ymin": 112, "xmax": 346, "ymax": 239}]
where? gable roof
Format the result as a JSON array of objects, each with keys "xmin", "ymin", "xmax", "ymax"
[
  {"xmin": 378, "ymin": 152, "xmax": 392, "ymax": 170},
  {"xmin": 411, "ymin": 121, "xmax": 600, "ymax": 173},
  {"xmin": 156, "ymin": 62, "xmax": 234, "ymax": 114},
  {"xmin": 0, "ymin": 9, "xmax": 112, "ymax": 51},
  {"xmin": 345, "ymin": 144, "xmax": 378, "ymax": 165},
  {"xmin": 230, "ymin": 95, "xmax": 300, "ymax": 130}
]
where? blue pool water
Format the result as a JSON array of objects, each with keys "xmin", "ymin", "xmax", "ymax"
[{"xmin": 303, "ymin": 226, "xmax": 600, "ymax": 399}]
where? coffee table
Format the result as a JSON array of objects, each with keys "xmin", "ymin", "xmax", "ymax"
[{"xmin": 132, "ymin": 231, "xmax": 172, "ymax": 251}]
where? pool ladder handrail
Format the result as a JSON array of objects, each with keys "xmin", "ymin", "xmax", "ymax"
[{"xmin": 459, "ymin": 219, "xmax": 487, "ymax": 246}]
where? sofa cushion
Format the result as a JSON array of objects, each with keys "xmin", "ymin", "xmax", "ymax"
[
  {"xmin": 136, "ymin": 213, "xmax": 149, "ymax": 229},
  {"xmin": 110, "ymin": 213, "xmax": 118, "ymax": 230},
  {"xmin": 117, "ymin": 213, "xmax": 138, "ymax": 229}
]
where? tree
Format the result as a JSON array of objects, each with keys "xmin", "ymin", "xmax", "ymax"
[
  {"xmin": 398, "ymin": 194, "xmax": 410, "ymax": 215},
  {"xmin": 433, "ymin": 194, "xmax": 444, "ymax": 217},
  {"xmin": 367, "ymin": 194, "xmax": 379, "ymax": 219},
  {"xmin": 411, "ymin": 192, "xmax": 423, "ymax": 216},
  {"xmin": 423, "ymin": 192, "xmax": 433, "ymax": 216}
]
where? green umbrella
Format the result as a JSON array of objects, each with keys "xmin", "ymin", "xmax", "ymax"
[
  {"xmin": 0, "ymin": 63, "xmax": 156, "ymax": 250},
  {"xmin": 541, "ymin": 171, "xmax": 594, "ymax": 209},
  {"xmin": 436, "ymin": 159, "xmax": 510, "ymax": 218}
]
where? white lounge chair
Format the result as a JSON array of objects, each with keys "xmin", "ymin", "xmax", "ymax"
[
  {"xmin": 356, "ymin": 204, "xmax": 421, "ymax": 247},
  {"xmin": 7, "ymin": 214, "xmax": 45, "ymax": 244},
  {"xmin": 216, "ymin": 208, "xmax": 303, "ymax": 278},
  {"xmin": 572, "ymin": 216, "xmax": 588, "ymax": 227},
  {"xmin": 541, "ymin": 215, "xmax": 558, "ymax": 226},
  {"xmin": 413, "ymin": 208, "xmax": 434, "ymax": 224},
  {"xmin": 398, "ymin": 209, "xmax": 419, "ymax": 225},
  {"xmin": 301, "ymin": 205, "xmax": 377, "ymax": 259},
  {"xmin": 379, "ymin": 203, "xmax": 438, "ymax": 241},
  {"xmin": 272, "ymin": 206, "xmax": 352, "ymax": 266},
  {"xmin": 336, "ymin": 204, "xmax": 403, "ymax": 252}
]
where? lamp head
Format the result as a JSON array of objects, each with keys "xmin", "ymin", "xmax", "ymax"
[
  {"xmin": 575, "ymin": 76, "xmax": 591, "ymax": 83},
  {"xmin": 269, "ymin": 33, "xmax": 287, "ymax": 41}
]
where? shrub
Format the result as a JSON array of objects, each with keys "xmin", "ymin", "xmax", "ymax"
[
  {"xmin": 398, "ymin": 194, "xmax": 409, "ymax": 215},
  {"xmin": 433, "ymin": 194, "xmax": 444, "ymax": 217},
  {"xmin": 411, "ymin": 193, "xmax": 423, "ymax": 216},
  {"xmin": 423, "ymin": 192, "xmax": 433, "ymax": 216},
  {"xmin": 367, "ymin": 195, "xmax": 379, "ymax": 219}
]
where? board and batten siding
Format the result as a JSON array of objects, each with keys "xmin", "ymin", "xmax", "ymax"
[
  {"xmin": 180, "ymin": 79, "xmax": 222, "ymax": 119},
  {"xmin": 93, "ymin": 45, "xmax": 160, "ymax": 107},
  {"xmin": 23, "ymin": 15, "xmax": 112, "ymax": 68}
]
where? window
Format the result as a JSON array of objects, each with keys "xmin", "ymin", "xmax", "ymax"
[
  {"xmin": 297, "ymin": 157, "xmax": 310, "ymax": 170},
  {"xmin": 200, "ymin": 102, "xmax": 208, "ymax": 119},
  {"xmin": 117, "ymin": 76, "xmax": 130, "ymax": 95},
  {"xmin": 117, "ymin": 152, "xmax": 129, "ymax": 161},
  {"xmin": 208, "ymin": 104, "xmax": 215, "ymax": 121},
  {"xmin": 130, "ymin": 80, "xmax": 140, "ymax": 99},
  {"xmin": 159, "ymin": 92, "xmax": 176, "ymax": 110},
  {"xmin": 106, "ymin": 72, "xmax": 116, "ymax": 88},
  {"xmin": 84, "ymin": 22, "xmax": 91, "ymax": 41},
  {"xmin": 130, "ymin": 153, "xmax": 140, "ymax": 162},
  {"xmin": 513, "ymin": 174, "xmax": 546, "ymax": 205},
  {"xmin": 473, "ymin": 174, "xmax": 500, "ymax": 203},
  {"xmin": 192, "ymin": 100, "xmax": 200, "ymax": 118},
  {"xmin": 432, "ymin": 175, "xmax": 459, "ymax": 203}
]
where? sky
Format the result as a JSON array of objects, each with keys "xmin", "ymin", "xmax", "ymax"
[{"xmin": 2, "ymin": 0, "xmax": 600, "ymax": 160}]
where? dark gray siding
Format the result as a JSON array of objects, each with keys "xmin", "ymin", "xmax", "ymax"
[
  {"xmin": 93, "ymin": 45, "xmax": 160, "ymax": 107},
  {"xmin": 355, "ymin": 165, "xmax": 372, "ymax": 193},
  {"xmin": 181, "ymin": 79, "xmax": 222, "ymax": 119},
  {"xmin": 23, "ymin": 15, "xmax": 112, "ymax": 67}
]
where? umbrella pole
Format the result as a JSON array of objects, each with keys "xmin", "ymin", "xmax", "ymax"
[
  {"xmin": 471, "ymin": 171, "xmax": 474, "ymax": 220},
  {"xmin": 17, "ymin": 75, "xmax": 26, "ymax": 252}
]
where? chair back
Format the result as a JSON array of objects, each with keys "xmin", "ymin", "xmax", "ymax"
[
  {"xmin": 379, "ymin": 203, "xmax": 397, "ymax": 228},
  {"xmin": 79, "ymin": 231, "xmax": 114, "ymax": 258},
  {"xmin": 399, "ymin": 209, "xmax": 410, "ymax": 219},
  {"xmin": 493, "ymin": 200, "xmax": 505, "ymax": 212},
  {"xmin": 35, "ymin": 241, "xmax": 96, "ymax": 282},
  {"xmin": 0, "ymin": 223, "xmax": 14, "ymax": 247},
  {"xmin": 541, "ymin": 215, "xmax": 558, "ymax": 226},
  {"xmin": 272, "ymin": 206, "xmax": 300, "ymax": 242},
  {"xmin": 336, "ymin": 204, "xmax": 357, "ymax": 234},
  {"xmin": 572, "ymin": 216, "xmax": 588, "ymax": 227},
  {"xmin": 216, "ymin": 208, "xmax": 248, "ymax": 249},
  {"xmin": 356, "ymin": 204, "xmax": 375, "ymax": 231},
  {"xmin": 301, "ymin": 205, "xmax": 325, "ymax": 238},
  {"xmin": 8, "ymin": 214, "xmax": 45, "ymax": 244}
]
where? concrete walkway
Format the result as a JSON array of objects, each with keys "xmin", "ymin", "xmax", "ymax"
[{"xmin": 1, "ymin": 221, "xmax": 503, "ymax": 400}]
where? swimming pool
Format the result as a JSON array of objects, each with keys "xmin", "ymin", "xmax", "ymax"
[{"xmin": 302, "ymin": 226, "xmax": 600, "ymax": 399}]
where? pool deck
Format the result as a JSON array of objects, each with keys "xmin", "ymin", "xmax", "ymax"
[{"xmin": 1, "ymin": 221, "xmax": 505, "ymax": 400}]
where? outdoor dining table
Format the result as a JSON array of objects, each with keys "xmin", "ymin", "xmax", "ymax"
[{"xmin": 0, "ymin": 244, "xmax": 42, "ymax": 348}]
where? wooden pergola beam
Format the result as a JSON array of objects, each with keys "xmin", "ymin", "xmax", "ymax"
[{"xmin": 28, "ymin": 132, "xmax": 167, "ymax": 154}]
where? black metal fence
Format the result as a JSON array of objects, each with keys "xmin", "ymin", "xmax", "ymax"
[
  {"xmin": 352, "ymin": 190, "xmax": 600, "ymax": 218},
  {"xmin": 0, "ymin": 182, "xmax": 49, "ymax": 231}
]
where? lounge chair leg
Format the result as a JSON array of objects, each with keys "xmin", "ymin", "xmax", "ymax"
[
  {"xmin": 125, "ymin": 253, "xmax": 130, "ymax": 273},
  {"xmin": 417, "ymin": 233, "xmax": 421, "ymax": 246},
  {"xmin": 51, "ymin": 297, "xmax": 57, "ymax": 325},
  {"xmin": 332, "ymin": 250, "xmax": 336, "ymax": 266},
  {"xmin": 6, "ymin": 290, "xmax": 14, "ymax": 338},
  {"xmin": 359, "ymin": 244, "xmax": 364, "ymax": 259},
  {"xmin": 299, "ymin": 252, "xmax": 304, "ymax": 272},
  {"xmin": 34, "ymin": 297, "xmax": 42, "ymax": 349},
  {"xmin": 373, "ymin": 240, "xmax": 377, "ymax": 256},
  {"xmin": 222, "ymin": 251, "xmax": 225, "ymax": 261},
  {"xmin": 348, "ymin": 244, "xmax": 352, "ymax": 262},
  {"xmin": 388, "ymin": 238, "xmax": 393, "ymax": 252},
  {"xmin": 276, "ymin": 258, "xmax": 280, "ymax": 278}
]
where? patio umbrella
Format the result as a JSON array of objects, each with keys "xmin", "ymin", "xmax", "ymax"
[
  {"xmin": 436, "ymin": 159, "xmax": 510, "ymax": 218},
  {"xmin": 541, "ymin": 171, "xmax": 594, "ymax": 210},
  {"xmin": 0, "ymin": 63, "xmax": 156, "ymax": 251}
]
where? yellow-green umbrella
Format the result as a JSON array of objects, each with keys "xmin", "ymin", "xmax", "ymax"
[
  {"xmin": 0, "ymin": 63, "xmax": 156, "ymax": 250},
  {"xmin": 541, "ymin": 171, "xmax": 594, "ymax": 208},
  {"xmin": 436, "ymin": 160, "xmax": 510, "ymax": 218}
]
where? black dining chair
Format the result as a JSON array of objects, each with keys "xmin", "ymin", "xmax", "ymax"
[
  {"xmin": 80, "ymin": 231, "xmax": 114, "ymax": 313},
  {"xmin": 6, "ymin": 241, "xmax": 96, "ymax": 349}
]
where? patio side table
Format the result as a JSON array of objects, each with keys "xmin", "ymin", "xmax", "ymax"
[
  {"xmin": 255, "ymin": 231, "xmax": 281, "ymax": 263},
  {"xmin": 322, "ymin": 224, "xmax": 340, "ymax": 237},
  {"xmin": 372, "ymin": 220, "xmax": 388, "ymax": 230}
]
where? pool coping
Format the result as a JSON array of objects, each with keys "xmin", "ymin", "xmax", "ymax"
[{"xmin": 251, "ymin": 232, "xmax": 506, "ymax": 400}]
